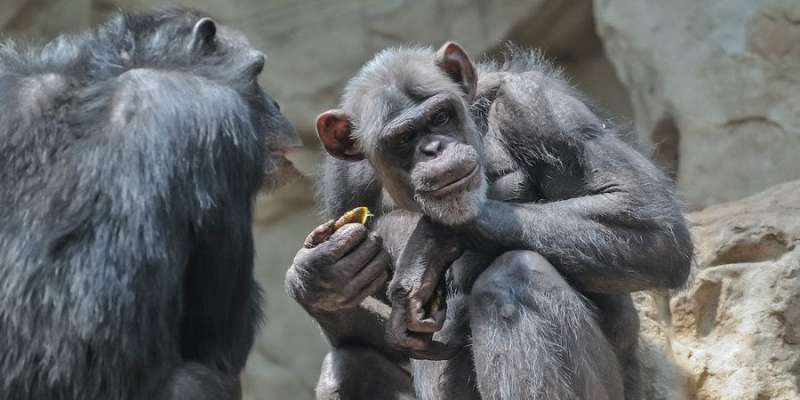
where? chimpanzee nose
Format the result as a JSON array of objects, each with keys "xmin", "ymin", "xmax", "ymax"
[{"xmin": 422, "ymin": 140, "xmax": 442, "ymax": 157}]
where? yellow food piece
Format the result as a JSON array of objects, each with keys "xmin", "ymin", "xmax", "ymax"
[
  {"xmin": 427, "ymin": 294, "xmax": 443, "ymax": 315},
  {"xmin": 425, "ymin": 281, "xmax": 446, "ymax": 316},
  {"xmin": 334, "ymin": 206, "xmax": 373, "ymax": 230}
]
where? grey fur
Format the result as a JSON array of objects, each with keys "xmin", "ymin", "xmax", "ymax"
[
  {"xmin": 308, "ymin": 44, "xmax": 692, "ymax": 400},
  {"xmin": 0, "ymin": 8, "xmax": 297, "ymax": 400}
]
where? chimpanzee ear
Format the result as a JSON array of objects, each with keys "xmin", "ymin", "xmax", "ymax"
[
  {"xmin": 435, "ymin": 41, "xmax": 477, "ymax": 101},
  {"xmin": 190, "ymin": 17, "xmax": 217, "ymax": 50},
  {"xmin": 316, "ymin": 109, "xmax": 364, "ymax": 161}
]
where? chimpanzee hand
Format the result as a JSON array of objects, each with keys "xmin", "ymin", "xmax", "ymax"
[
  {"xmin": 286, "ymin": 221, "xmax": 390, "ymax": 312},
  {"xmin": 385, "ymin": 217, "xmax": 463, "ymax": 360}
]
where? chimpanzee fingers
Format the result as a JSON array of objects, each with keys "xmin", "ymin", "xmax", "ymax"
[
  {"xmin": 387, "ymin": 301, "xmax": 414, "ymax": 346},
  {"xmin": 407, "ymin": 298, "xmax": 446, "ymax": 334},
  {"xmin": 340, "ymin": 268, "xmax": 389, "ymax": 309},
  {"xmin": 309, "ymin": 223, "xmax": 369, "ymax": 265},
  {"xmin": 388, "ymin": 321, "xmax": 458, "ymax": 360},
  {"xmin": 407, "ymin": 340, "xmax": 461, "ymax": 361},
  {"xmin": 303, "ymin": 220, "xmax": 335, "ymax": 248},
  {"xmin": 340, "ymin": 251, "xmax": 390, "ymax": 304},
  {"xmin": 407, "ymin": 317, "xmax": 443, "ymax": 333},
  {"xmin": 400, "ymin": 309, "xmax": 463, "ymax": 360},
  {"xmin": 331, "ymin": 232, "xmax": 383, "ymax": 277},
  {"xmin": 387, "ymin": 327, "xmax": 432, "ymax": 354},
  {"xmin": 387, "ymin": 301, "xmax": 452, "ymax": 359}
]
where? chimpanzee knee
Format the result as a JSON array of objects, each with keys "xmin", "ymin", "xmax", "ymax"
[
  {"xmin": 157, "ymin": 363, "xmax": 241, "ymax": 400},
  {"xmin": 468, "ymin": 251, "xmax": 625, "ymax": 399},
  {"xmin": 317, "ymin": 347, "xmax": 415, "ymax": 400},
  {"xmin": 470, "ymin": 250, "xmax": 571, "ymax": 319}
]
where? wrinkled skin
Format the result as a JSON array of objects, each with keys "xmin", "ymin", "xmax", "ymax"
[
  {"xmin": 288, "ymin": 42, "xmax": 693, "ymax": 400},
  {"xmin": 288, "ymin": 223, "xmax": 389, "ymax": 313}
]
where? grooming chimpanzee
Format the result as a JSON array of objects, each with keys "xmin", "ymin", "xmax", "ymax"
[
  {"xmin": 287, "ymin": 42, "xmax": 692, "ymax": 399},
  {"xmin": 0, "ymin": 9, "xmax": 299, "ymax": 400}
]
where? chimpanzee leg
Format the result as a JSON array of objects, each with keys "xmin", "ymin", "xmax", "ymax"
[
  {"xmin": 316, "ymin": 346, "xmax": 416, "ymax": 400},
  {"xmin": 411, "ymin": 291, "xmax": 481, "ymax": 400},
  {"xmin": 411, "ymin": 349, "xmax": 481, "ymax": 400},
  {"xmin": 587, "ymin": 292, "xmax": 642, "ymax": 400},
  {"xmin": 155, "ymin": 362, "xmax": 242, "ymax": 400},
  {"xmin": 469, "ymin": 251, "xmax": 624, "ymax": 400}
]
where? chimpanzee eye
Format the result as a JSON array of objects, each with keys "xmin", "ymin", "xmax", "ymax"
[{"xmin": 430, "ymin": 109, "xmax": 450, "ymax": 127}]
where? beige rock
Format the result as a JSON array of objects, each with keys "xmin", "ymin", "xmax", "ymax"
[
  {"xmin": 90, "ymin": 0, "xmax": 549, "ymax": 144},
  {"xmin": 594, "ymin": 0, "xmax": 800, "ymax": 209},
  {"xmin": 637, "ymin": 180, "xmax": 800, "ymax": 400},
  {"xmin": 1, "ymin": 0, "xmax": 91, "ymax": 38},
  {"xmin": 5, "ymin": 1, "xmax": 799, "ymax": 398}
]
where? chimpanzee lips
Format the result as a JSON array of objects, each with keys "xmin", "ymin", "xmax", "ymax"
[
  {"xmin": 422, "ymin": 164, "xmax": 481, "ymax": 198},
  {"xmin": 268, "ymin": 141, "xmax": 302, "ymax": 171},
  {"xmin": 267, "ymin": 146, "xmax": 295, "ymax": 169},
  {"xmin": 263, "ymin": 146, "xmax": 303, "ymax": 191}
]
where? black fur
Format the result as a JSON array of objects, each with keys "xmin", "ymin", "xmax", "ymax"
[
  {"xmin": 310, "ymin": 45, "xmax": 692, "ymax": 399},
  {"xmin": 0, "ymin": 8, "xmax": 297, "ymax": 400}
]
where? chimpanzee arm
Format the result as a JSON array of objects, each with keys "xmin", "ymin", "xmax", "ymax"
[
  {"xmin": 293, "ymin": 156, "xmax": 395, "ymax": 352},
  {"xmin": 288, "ymin": 215, "xmax": 429, "ymax": 362},
  {"xmin": 468, "ymin": 134, "xmax": 693, "ymax": 293},
  {"xmin": 304, "ymin": 156, "xmax": 459, "ymax": 358},
  {"xmin": 289, "ymin": 282, "xmax": 402, "ymax": 360}
]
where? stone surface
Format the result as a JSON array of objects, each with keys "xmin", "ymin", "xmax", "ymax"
[
  {"xmin": 1, "ymin": 0, "xmax": 91, "ymax": 38},
  {"xmin": 4, "ymin": 1, "xmax": 800, "ymax": 399},
  {"xmin": 91, "ymin": 0, "xmax": 552, "ymax": 144},
  {"xmin": 637, "ymin": 180, "xmax": 800, "ymax": 400},
  {"xmin": 594, "ymin": 0, "xmax": 800, "ymax": 208}
]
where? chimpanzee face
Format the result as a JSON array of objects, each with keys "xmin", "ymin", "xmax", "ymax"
[
  {"xmin": 316, "ymin": 42, "xmax": 487, "ymax": 226},
  {"xmin": 372, "ymin": 90, "xmax": 487, "ymax": 225},
  {"xmin": 208, "ymin": 21, "xmax": 302, "ymax": 192}
]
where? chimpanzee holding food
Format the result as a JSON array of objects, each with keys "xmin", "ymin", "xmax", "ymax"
[{"xmin": 287, "ymin": 42, "xmax": 692, "ymax": 399}]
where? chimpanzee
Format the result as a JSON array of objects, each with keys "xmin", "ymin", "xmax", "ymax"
[
  {"xmin": 286, "ymin": 42, "xmax": 692, "ymax": 399},
  {"xmin": 0, "ymin": 8, "xmax": 299, "ymax": 400}
]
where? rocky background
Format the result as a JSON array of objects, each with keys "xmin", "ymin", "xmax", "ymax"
[{"xmin": 2, "ymin": 0, "xmax": 799, "ymax": 399}]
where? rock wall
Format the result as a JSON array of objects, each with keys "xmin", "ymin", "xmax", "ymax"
[
  {"xmin": 637, "ymin": 180, "xmax": 800, "ymax": 400},
  {"xmin": 2, "ymin": 1, "xmax": 800, "ymax": 399},
  {"xmin": 1, "ymin": 0, "xmax": 91, "ymax": 38},
  {"xmin": 595, "ymin": 0, "xmax": 800, "ymax": 208}
]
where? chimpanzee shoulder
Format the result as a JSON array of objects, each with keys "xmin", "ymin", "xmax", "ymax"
[{"xmin": 0, "ymin": 8, "xmax": 292, "ymax": 400}]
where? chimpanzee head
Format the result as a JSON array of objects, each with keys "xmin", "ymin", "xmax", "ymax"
[
  {"xmin": 94, "ymin": 9, "xmax": 301, "ymax": 192},
  {"xmin": 316, "ymin": 42, "xmax": 486, "ymax": 225}
]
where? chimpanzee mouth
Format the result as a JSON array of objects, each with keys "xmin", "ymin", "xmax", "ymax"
[
  {"xmin": 271, "ymin": 152, "xmax": 296, "ymax": 170},
  {"xmin": 268, "ymin": 146, "xmax": 296, "ymax": 169},
  {"xmin": 425, "ymin": 165, "xmax": 481, "ymax": 198},
  {"xmin": 263, "ymin": 147, "xmax": 303, "ymax": 191}
]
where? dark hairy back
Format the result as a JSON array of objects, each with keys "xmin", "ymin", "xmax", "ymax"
[{"xmin": 0, "ymin": 8, "xmax": 287, "ymax": 400}]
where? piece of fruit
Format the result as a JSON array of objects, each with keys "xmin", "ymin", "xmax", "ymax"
[
  {"xmin": 424, "ymin": 277, "xmax": 447, "ymax": 317},
  {"xmin": 304, "ymin": 206, "xmax": 372, "ymax": 248},
  {"xmin": 334, "ymin": 206, "xmax": 372, "ymax": 230}
]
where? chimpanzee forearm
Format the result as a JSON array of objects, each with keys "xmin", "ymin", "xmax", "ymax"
[
  {"xmin": 296, "ymin": 295, "xmax": 410, "ymax": 363},
  {"xmin": 287, "ymin": 207, "xmax": 451, "ymax": 362},
  {"xmin": 372, "ymin": 210, "xmax": 426, "ymax": 262},
  {"xmin": 469, "ymin": 195, "xmax": 692, "ymax": 293},
  {"xmin": 373, "ymin": 210, "xmax": 464, "ymax": 359}
]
